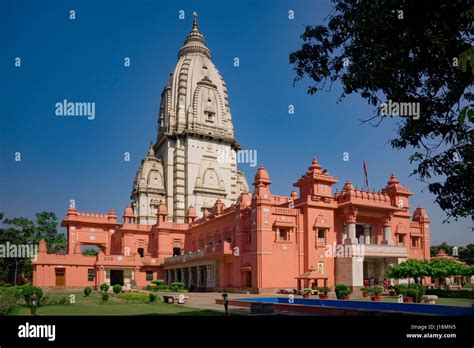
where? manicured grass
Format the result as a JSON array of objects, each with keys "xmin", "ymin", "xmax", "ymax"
[
  {"xmin": 355, "ymin": 295, "xmax": 474, "ymax": 307},
  {"xmin": 12, "ymin": 291, "xmax": 224, "ymax": 316}
]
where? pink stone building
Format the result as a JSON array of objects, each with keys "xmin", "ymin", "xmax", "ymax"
[
  {"xmin": 33, "ymin": 158, "xmax": 430, "ymax": 293},
  {"xmin": 32, "ymin": 16, "xmax": 430, "ymax": 293}
]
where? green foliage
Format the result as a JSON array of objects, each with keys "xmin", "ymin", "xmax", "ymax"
[
  {"xmin": 429, "ymin": 259, "xmax": 466, "ymax": 278},
  {"xmin": 149, "ymin": 293, "xmax": 157, "ymax": 302},
  {"xmin": 170, "ymin": 282, "xmax": 184, "ymax": 292},
  {"xmin": 406, "ymin": 284, "xmax": 425, "ymax": 303},
  {"xmin": 99, "ymin": 283, "xmax": 110, "ymax": 293},
  {"xmin": 386, "ymin": 259, "xmax": 431, "ymax": 279},
  {"xmin": 112, "ymin": 284, "xmax": 122, "ymax": 294},
  {"xmin": 117, "ymin": 293, "xmax": 150, "ymax": 303},
  {"xmin": 0, "ymin": 212, "xmax": 66, "ymax": 284},
  {"xmin": 82, "ymin": 248, "xmax": 98, "ymax": 256},
  {"xmin": 425, "ymin": 289, "xmax": 474, "ymax": 300},
  {"xmin": 101, "ymin": 292, "xmax": 109, "ymax": 302},
  {"xmin": 151, "ymin": 279, "xmax": 165, "ymax": 285},
  {"xmin": 394, "ymin": 284, "xmax": 408, "ymax": 296},
  {"xmin": 21, "ymin": 285, "xmax": 43, "ymax": 306},
  {"xmin": 0, "ymin": 286, "xmax": 21, "ymax": 315},
  {"xmin": 302, "ymin": 288, "xmax": 312, "ymax": 295},
  {"xmin": 431, "ymin": 242, "xmax": 474, "ymax": 265},
  {"xmin": 40, "ymin": 295, "xmax": 68, "ymax": 306},
  {"xmin": 289, "ymin": 0, "xmax": 474, "ymax": 220},
  {"xmin": 316, "ymin": 286, "xmax": 331, "ymax": 294},
  {"xmin": 368, "ymin": 286, "xmax": 384, "ymax": 295},
  {"xmin": 335, "ymin": 284, "xmax": 350, "ymax": 298},
  {"xmin": 84, "ymin": 287, "xmax": 92, "ymax": 297}
]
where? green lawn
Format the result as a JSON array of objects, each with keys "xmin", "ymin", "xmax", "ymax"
[
  {"xmin": 11, "ymin": 291, "xmax": 224, "ymax": 316},
  {"xmin": 355, "ymin": 295, "xmax": 474, "ymax": 307}
]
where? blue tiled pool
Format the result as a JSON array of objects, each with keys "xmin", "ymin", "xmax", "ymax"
[{"xmin": 233, "ymin": 297, "xmax": 474, "ymax": 316}]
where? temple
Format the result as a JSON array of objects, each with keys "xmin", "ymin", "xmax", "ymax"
[{"xmin": 32, "ymin": 15, "xmax": 430, "ymax": 292}]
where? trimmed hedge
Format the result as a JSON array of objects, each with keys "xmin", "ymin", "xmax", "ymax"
[
  {"xmin": 84, "ymin": 287, "xmax": 92, "ymax": 297},
  {"xmin": 101, "ymin": 292, "xmax": 109, "ymax": 302},
  {"xmin": 112, "ymin": 284, "xmax": 122, "ymax": 294},
  {"xmin": 335, "ymin": 284, "xmax": 350, "ymax": 299},
  {"xmin": 99, "ymin": 283, "xmax": 110, "ymax": 293},
  {"xmin": 425, "ymin": 289, "xmax": 474, "ymax": 299}
]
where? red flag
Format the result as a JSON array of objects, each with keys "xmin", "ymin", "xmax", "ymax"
[{"xmin": 363, "ymin": 161, "xmax": 369, "ymax": 187}]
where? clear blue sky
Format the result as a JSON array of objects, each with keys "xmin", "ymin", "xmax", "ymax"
[{"xmin": 1, "ymin": 0, "xmax": 472, "ymax": 246}]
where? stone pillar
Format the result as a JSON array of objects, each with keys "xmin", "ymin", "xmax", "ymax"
[
  {"xmin": 181, "ymin": 268, "xmax": 186, "ymax": 287},
  {"xmin": 343, "ymin": 207, "xmax": 358, "ymax": 245},
  {"xmin": 382, "ymin": 215, "xmax": 393, "ymax": 245},
  {"xmin": 346, "ymin": 223, "xmax": 358, "ymax": 244},
  {"xmin": 363, "ymin": 224, "xmax": 371, "ymax": 245},
  {"xmin": 173, "ymin": 269, "xmax": 178, "ymax": 283},
  {"xmin": 341, "ymin": 224, "xmax": 348, "ymax": 244},
  {"xmin": 188, "ymin": 267, "xmax": 194, "ymax": 287},
  {"xmin": 197, "ymin": 266, "xmax": 202, "ymax": 288}
]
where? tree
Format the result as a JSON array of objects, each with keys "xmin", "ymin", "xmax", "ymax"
[
  {"xmin": 430, "ymin": 242, "xmax": 454, "ymax": 257},
  {"xmin": 386, "ymin": 259, "xmax": 431, "ymax": 282},
  {"xmin": 429, "ymin": 258, "xmax": 465, "ymax": 278},
  {"xmin": 0, "ymin": 212, "xmax": 66, "ymax": 284},
  {"xmin": 458, "ymin": 243, "xmax": 474, "ymax": 264},
  {"xmin": 290, "ymin": 0, "xmax": 473, "ymax": 221}
]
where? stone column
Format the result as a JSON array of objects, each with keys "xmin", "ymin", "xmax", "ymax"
[
  {"xmin": 181, "ymin": 268, "xmax": 186, "ymax": 287},
  {"xmin": 343, "ymin": 207, "xmax": 358, "ymax": 245},
  {"xmin": 173, "ymin": 269, "xmax": 178, "ymax": 283},
  {"xmin": 188, "ymin": 267, "xmax": 194, "ymax": 287},
  {"xmin": 341, "ymin": 224, "xmax": 348, "ymax": 244},
  {"xmin": 382, "ymin": 215, "xmax": 393, "ymax": 245},
  {"xmin": 197, "ymin": 266, "xmax": 202, "ymax": 288},
  {"xmin": 363, "ymin": 224, "xmax": 371, "ymax": 245},
  {"xmin": 347, "ymin": 223, "xmax": 358, "ymax": 244}
]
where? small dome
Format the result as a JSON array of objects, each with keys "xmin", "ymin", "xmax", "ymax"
[
  {"xmin": 157, "ymin": 200, "xmax": 168, "ymax": 215},
  {"xmin": 187, "ymin": 205, "xmax": 197, "ymax": 218},
  {"xmin": 124, "ymin": 205, "xmax": 133, "ymax": 217},
  {"xmin": 253, "ymin": 165, "xmax": 271, "ymax": 185},
  {"xmin": 342, "ymin": 180, "xmax": 354, "ymax": 191},
  {"xmin": 387, "ymin": 173, "xmax": 400, "ymax": 185},
  {"xmin": 308, "ymin": 157, "xmax": 322, "ymax": 171}
]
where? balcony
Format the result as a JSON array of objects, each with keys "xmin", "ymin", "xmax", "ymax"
[
  {"xmin": 362, "ymin": 244, "xmax": 408, "ymax": 257},
  {"xmin": 163, "ymin": 242, "xmax": 233, "ymax": 265}
]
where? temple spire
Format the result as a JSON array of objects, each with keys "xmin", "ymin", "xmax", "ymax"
[{"xmin": 192, "ymin": 11, "xmax": 198, "ymax": 31}]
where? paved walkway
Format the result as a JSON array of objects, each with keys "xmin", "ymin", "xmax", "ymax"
[{"xmin": 156, "ymin": 292, "xmax": 334, "ymax": 315}]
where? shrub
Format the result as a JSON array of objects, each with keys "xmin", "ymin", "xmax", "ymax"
[
  {"xmin": 40, "ymin": 296, "xmax": 69, "ymax": 306},
  {"xmin": 360, "ymin": 287, "xmax": 370, "ymax": 292},
  {"xmin": 394, "ymin": 284, "xmax": 408, "ymax": 296},
  {"xmin": 403, "ymin": 284, "xmax": 425, "ymax": 303},
  {"xmin": 170, "ymin": 282, "xmax": 184, "ymax": 291},
  {"xmin": 149, "ymin": 293, "xmax": 157, "ymax": 302},
  {"xmin": 425, "ymin": 289, "xmax": 474, "ymax": 299},
  {"xmin": 99, "ymin": 283, "xmax": 110, "ymax": 293},
  {"xmin": 338, "ymin": 289, "xmax": 351, "ymax": 297},
  {"xmin": 0, "ymin": 287, "xmax": 20, "ymax": 315},
  {"xmin": 302, "ymin": 288, "xmax": 312, "ymax": 295},
  {"xmin": 84, "ymin": 287, "xmax": 92, "ymax": 297},
  {"xmin": 151, "ymin": 279, "xmax": 165, "ymax": 285},
  {"xmin": 369, "ymin": 286, "xmax": 384, "ymax": 295},
  {"xmin": 117, "ymin": 293, "xmax": 149, "ymax": 303},
  {"xmin": 335, "ymin": 284, "xmax": 350, "ymax": 299},
  {"xmin": 316, "ymin": 287, "xmax": 331, "ymax": 294},
  {"xmin": 21, "ymin": 286, "xmax": 43, "ymax": 306},
  {"xmin": 101, "ymin": 292, "xmax": 109, "ymax": 302},
  {"xmin": 112, "ymin": 284, "xmax": 122, "ymax": 294}
]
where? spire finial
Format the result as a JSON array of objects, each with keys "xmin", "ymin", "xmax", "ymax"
[{"xmin": 192, "ymin": 11, "xmax": 198, "ymax": 31}]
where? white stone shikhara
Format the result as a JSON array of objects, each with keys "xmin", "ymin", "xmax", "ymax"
[{"xmin": 131, "ymin": 14, "xmax": 248, "ymax": 224}]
